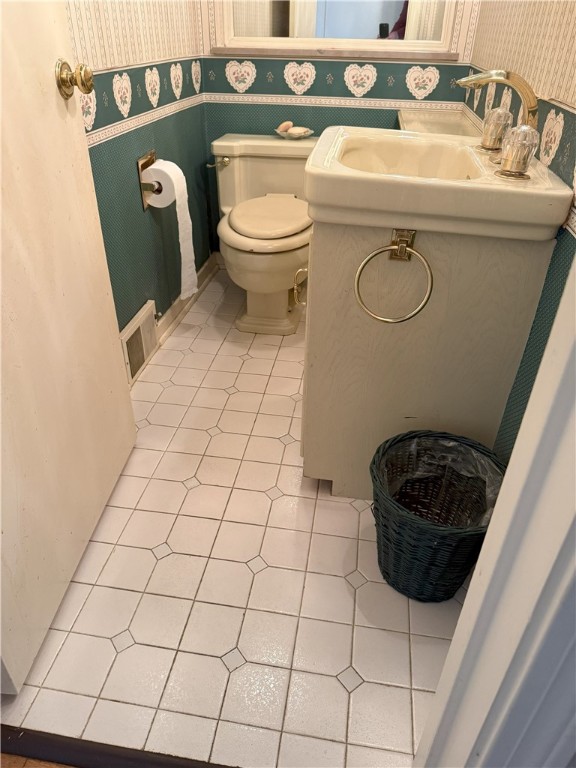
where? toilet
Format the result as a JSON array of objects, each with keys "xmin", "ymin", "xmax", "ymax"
[{"xmin": 211, "ymin": 134, "xmax": 317, "ymax": 335}]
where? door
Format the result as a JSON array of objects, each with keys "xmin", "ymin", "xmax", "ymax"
[{"xmin": 1, "ymin": 2, "xmax": 135, "ymax": 693}]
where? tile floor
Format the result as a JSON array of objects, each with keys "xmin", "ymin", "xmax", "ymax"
[{"xmin": 1, "ymin": 271, "xmax": 468, "ymax": 768}]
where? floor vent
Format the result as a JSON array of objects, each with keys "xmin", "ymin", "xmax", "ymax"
[{"xmin": 119, "ymin": 300, "xmax": 159, "ymax": 384}]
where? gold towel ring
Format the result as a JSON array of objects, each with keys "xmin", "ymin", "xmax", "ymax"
[{"xmin": 354, "ymin": 243, "xmax": 433, "ymax": 324}]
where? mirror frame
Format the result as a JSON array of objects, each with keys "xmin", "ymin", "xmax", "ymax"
[{"xmin": 207, "ymin": 0, "xmax": 480, "ymax": 62}]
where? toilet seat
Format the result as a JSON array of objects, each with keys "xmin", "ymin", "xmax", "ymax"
[
  {"xmin": 229, "ymin": 195, "xmax": 312, "ymax": 239},
  {"xmin": 218, "ymin": 195, "xmax": 313, "ymax": 254}
]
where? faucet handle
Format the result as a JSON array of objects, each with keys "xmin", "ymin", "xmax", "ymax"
[
  {"xmin": 481, "ymin": 107, "xmax": 513, "ymax": 151},
  {"xmin": 496, "ymin": 125, "xmax": 539, "ymax": 179}
]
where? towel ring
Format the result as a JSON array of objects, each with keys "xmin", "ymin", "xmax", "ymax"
[{"xmin": 354, "ymin": 242, "xmax": 433, "ymax": 324}]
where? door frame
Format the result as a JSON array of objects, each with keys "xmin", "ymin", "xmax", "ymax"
[{"xmin": 415, "ymin": 262, "xmax": 575, "ymax": 767}]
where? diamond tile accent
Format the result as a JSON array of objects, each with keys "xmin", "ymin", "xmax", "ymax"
[
  {"xmin": 266, "ymin": 487, "xmax": 283, "ymax": 500},
  {"xmin": 225, "ymin": 387, "xmax": 238, "ymax": 394},
  {"xmin": 222, "ymin": 648, "xmax": 246, "ymax": 672},
  {"xmin": 152, "ymin": 543, "xmax": 172, "ymax": 560},
  {"xmin": 291, "ymin": 393, "xmax": 303, "ymax": 401},
  {"xmin": 136, "ymin": 420, "xmax": 149, "ymax": 429},
  {"xmin": 208, "ymin": 426, "xmax": 222, "ymax": 436},
  {"xmin": 112, "ymin": 630, "xmax": 135, "ymax": 652},
  {"xmin": 184, "ymin": 477, "xmax": 200, "ymax": 490},
  {"xmin": 241, "ymin": 355, "xmax": 251, "ymax": 360},
  {"xmin": 352, "ymin": 499, "xmax": 370, "ymax": 512},
  {"xmin": 248, "ymin": 556, "xmax": 268, "ymax": 574},
  {"xmin": 337, "ymin": 666, "xmax": 363, "ymax": 692},
  {"xmin": 346, "ymin": 570, "xmax": 368, "ymax": 589},
  {"xmin": 280, "ymin": 435, "xmax": 295, "ymax": 445}
]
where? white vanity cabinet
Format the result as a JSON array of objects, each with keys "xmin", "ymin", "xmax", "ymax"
[{"xmin": 302, "ymin": 223, "xmax": 553, "ymax": 499}]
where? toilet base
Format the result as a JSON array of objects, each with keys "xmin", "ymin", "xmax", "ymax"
[{"xmin": 235, "ymin": 290, "xmax": 301, "ymax": 335}]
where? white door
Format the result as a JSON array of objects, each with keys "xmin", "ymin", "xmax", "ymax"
[{"xmin": 1, "ymin": 1, "xmax": 135, "ymax": 693}]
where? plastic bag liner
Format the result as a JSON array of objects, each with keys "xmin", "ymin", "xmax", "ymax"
[{"xmin": 381, "ymin": 435, "xmax": 504, "ymax": 528}]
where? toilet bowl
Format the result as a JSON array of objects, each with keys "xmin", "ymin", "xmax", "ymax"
[
  {"xmin": 217, "ymin": 194, "xmax": 312, "ymax": 334},
  {"xmin": 211, "ymin": 134, "xmax": 317, "ymax": 335}
]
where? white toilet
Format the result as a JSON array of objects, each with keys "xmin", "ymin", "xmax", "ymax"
[{"xmin": 211, "ymin": 134, "xmax": 316, "ymax": 335}]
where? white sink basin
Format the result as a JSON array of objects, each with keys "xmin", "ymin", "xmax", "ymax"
[{"xmin": 305, "ymin": 126, "xmax": 573, "ymax": 240}]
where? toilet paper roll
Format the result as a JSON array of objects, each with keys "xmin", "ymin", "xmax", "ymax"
[{"xmin": 142, "ymin": 159, "xmax": 198, "ymax": 300}]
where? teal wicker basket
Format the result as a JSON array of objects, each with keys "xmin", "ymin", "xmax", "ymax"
[{"xmin": 370, "ymin": 430, "xmax": 506, "ymax": 602}]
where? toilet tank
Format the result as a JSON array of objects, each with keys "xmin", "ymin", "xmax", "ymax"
[{"xmin": 211, "ymin": 134, "xmax": 317, "ymax": 215}]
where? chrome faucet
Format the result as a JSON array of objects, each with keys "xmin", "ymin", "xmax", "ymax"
[{"xmin": 456, "ymin": 70, "xmax": 538, "ymax": 129}]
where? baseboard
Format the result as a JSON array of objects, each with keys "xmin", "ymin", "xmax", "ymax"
[{"xmin": 156, "ymin": 253, "xmax": 219, "ymax": 345}]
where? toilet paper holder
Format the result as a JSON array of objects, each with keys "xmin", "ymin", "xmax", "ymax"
[{"xmin": 137, "ymin": 150, "xmax": 162, "ymax": 211}]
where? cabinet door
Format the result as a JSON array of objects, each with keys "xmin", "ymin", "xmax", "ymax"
[{"xmin": 1, "ymin": 1, "xmax": 135, "ymax": 692}]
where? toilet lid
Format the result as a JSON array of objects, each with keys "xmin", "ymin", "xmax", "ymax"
[{"xmin": 229, "ymin": 195, "xmax": 312, "ymax": 240}]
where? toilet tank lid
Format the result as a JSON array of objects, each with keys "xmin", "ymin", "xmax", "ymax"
[
  {"xmin": 211, "ymin": 133, "xmax": 317, "ymax": 158},
  {"xmin": 229, "ymin": 195, "xmax": 312, "ymax": 239}
]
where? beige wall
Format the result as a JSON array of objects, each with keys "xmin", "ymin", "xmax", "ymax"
[
  {"xmin": 66, "ymin": 0, "xmax": 205, "ymax": 71},
  {"xmin": 472, "ymin": 0, "xmax": 576, "ymax": 106}
]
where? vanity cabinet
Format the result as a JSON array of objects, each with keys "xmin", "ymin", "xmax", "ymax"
[{"xmin": 302, "ymin": 223, "xmax": 553, "ymax": 499}]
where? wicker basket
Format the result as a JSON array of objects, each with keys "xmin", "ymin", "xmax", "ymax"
[{"xmin": 370, "ymin": 430, "xmax": 506, "ymax": 602}]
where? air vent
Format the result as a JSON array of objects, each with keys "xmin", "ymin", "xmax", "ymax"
[{"xmin": 119, "ymin": 300, "xmax": 158, "ymax": 384}]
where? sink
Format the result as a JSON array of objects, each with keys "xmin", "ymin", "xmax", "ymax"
[
  {"xmin": 305, "ymin": 126, "xmax": 572, "ymax": 240},
  {"xmin": 398, "ymin": 108, "xmax": 481, "ymax": 137},
  {"xmin": 338, "ymin": 134, "xmax": 483, "ymax": 180}
]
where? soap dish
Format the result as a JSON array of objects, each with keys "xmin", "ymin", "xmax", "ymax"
[{"xmin": 275, "ymin": 128, "xmax": 314, "ymax": 140}]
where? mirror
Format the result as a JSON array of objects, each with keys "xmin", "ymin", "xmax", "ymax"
[{"xmin": 232, "ymin": 0, "xmax": 447, "ymax": 42}]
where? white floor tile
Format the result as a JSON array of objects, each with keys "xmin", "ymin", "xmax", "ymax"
[
  {"xmin": 201, "ymin": 370, "xmax": 238, "ymax": 389},
  {"xmin": 211, "ymin": 721, "xmax": 280, "ymax": 768},
  {"xmin": 137, "ymin": 478, "xmax": 187, "ymax": 514},
  {"xmin": 180, "ymin": 601, "xmax": 244, "ymax": 656},
  {"xmin": 412, "ymin": 689, "xmax": 434, "ymax": 752},
  {"xmin": 72, "ymin": 585, "xmax": 140, "ymax": 637},
  {"xmin": 83, "ymin": 699, "xmax": 155, "ymax": 750},
  {"xmin": 409, "ymin": 598, "xmax": 462, "ymax": 639},
  {"xmin": 346, "ymin": 745, "xmax": 413, "ymax": 767},
  {"xmin": 23, "ymin": 689, "xmax": 95, "ymax": 737},
  {"xmin": 131, "ymin": 381, "xmax": 163, "ymax": 402},
  {"xmin": 51, "ymin": 582, "xmax": 92, "ymax": 631},
  {"xmin": 211, "ymin": 355, "xmax": 243, "ymax": 373},
  {"xmin": 146, "ymin": 553, "xmax": 207, "ymax": 600},
  {"xmin": 181, "ymin": 405, "xmax": 221, "ymax": 430},
  {"xmin": 293, "ymin": 618, "xmax": 352, "ymax": 676},
  {"xmin": 276, "ymin": 346, "xmax": 305, "ymax": 363},
  {"xmin": 221, "ymin": 663, "xmax": 289, "ymax": 730},
  {"xmin": 168, "ymin": 516, "xmax": 219, "ymax": 556},
  {"xmin": 271, "ymin": 361, "xmax": 303, "ymax": 379},
  {"xmin": 353, "ymin": 627, "xmax": 410, "ymax": 687},
  {"xmin": 180, "ymin": 484, "xmax": 231, "ymax": 519},
  {"xmin": 107, "ymin": 475, "xmax": 148, "ymax": 508},
  {"xmin": 135, "ymin": 424, "xmax": 176, "ymax": 451},
  {"xmin": 122, "ymin": 448, "xmax": 163, "ymax": 478},
  {"xmin": 192, "ymin": 388, "xmax": 229, "ymax": 410},
  {"xmin": 91, "ymin": 506, "xmax": 132, "ymax": 543},
  {"xmin": 225, "ymin": 392, "xmax": 264, "ymax": 412},
  {"xmin": 97, "ymin": 546, "xmax": 156, "ymax": 592},
  {"xmin": 118, "ymin": 510, "xmax": 176, "ymax": 549},
  {"xmin": 72, "ymin": 542, "xmax": 113, "ymax": 584},
  {"xmin": 284, "ymin": 671, "xmax": 348, "ymax": 742},
  {"xmin": 25, "ymin": 629, "xmax": 67, "ymax": 686},
  {"xmin": 146, "ymin": 710, "xmax": 217, "ymax": 761},
  {"xmin": 161, "ymin": 652, "xmax": 228, "ymax": 718},
  {"xmin": 1, "ymin": 685, "xmax": 39, "ymax": 727},
  {"xmin": 151, "ymin": 349, "xmax": 184, "ymax": 367},
  {"xmin": 411, "ymin": 634, "xmax": 451, "ymax": 691},
  {"xmin": 235, "ymin": 461, "xmax": 280, "ymax": 492},
  {"xmin": 289, "ymin": 418, "xmax": 302, "ymax": 441},
  {"xmin": 152, "ymin": 451, "xmax": 201, "ymax": 481},
  {"xmin": 249, "ymin": 567, "xmax": 305, "ymax": 615},
  {"xmin": 278, "ymin": 733, "xmax": 345, "ymax": 768},
  {"xmin": 147, "ymin": 402, "xmax": 187, "ymax": 427},
  {"xmin": 282, "ymin": 440, "xmax": 304, "ymax": 467},
  {"xmin": 277, "ymin": 466, "xmax": 318, "ymax": 499},
  {"xmin": 259, "ymin": 394, "xmax": 295, "ymax": 417},
  {"xmin": 196, "ymin": 559, "xmax": 253, "ymax": 607},
  {"xmin": 220, "ymin": 341, "xmax": 251, "ymax": 356},
  {"xmin": 181, "ymin": 352, "xmax": 215, "ymax": 370},
  {"xmin": 206, "ymin": 431, "xmax": 249, "ymax": 459},
  {"xmin": 268, "ymin": 496, "xmax": 315, "ymax": 532},
  {"xmin": 130, "ymin": 594, "xmax": 192, "ymax": 649},
  {"xmin": 253, "ymin": 414, "xmax": 291, "ymax": 438},
  {"xmin": 167, "ymin": 427, "xmax": 211, "ymax": 456},
  {"xmin": 314, "ymin": 500, "xmax": 359, "ymax": 538},
  {"xmin": 261, "ymin": 527, "xmax": 310, "ymax": 570},
  {"xmin": 217, "ymin": 410, "xmax": 257, "ymax": 434},
  {"xmin": 308, "ymin": 534, "xmax": 357, "ymax": 576},
  {"xmin": 357, "ymin": 540, "xmax": 385, "ymax": 582},
  {"xmin": 196, "ymin": 456, "xmax": 240, "ymax": 486},
  {"xmin": 238, "ymin": 609, "xmax": 298, "ymax": 668},
  {"xmin": 240, "ymin": 358, "xmax": 274, "ymax": 375},
  {"xmin": 349, "ymin": 683, "xmax": 413, "ymax": 753},
  {"xmin": 158, "ymin": 385, "xmax": 198, "ymax": 406},
  {"xmin": 224, "ymin": 488, "xmax": 271, "ymax": 525},
  {"xmin": 234, "ymin": 373, "xmax": 269, "ymax": 393},
  {"xmin": 266, "ymin": 377, "xmax": 300, "ymax": 396},
  {"xmin": 212, "ymin": 521, "xmax": 264, "ymax": 562},
  {"xmin": 44, "ymin": 633, "xmax": 115, "ymax": 696},
  {"xmin": 301, "ymin": 573, "xmax": 355, "ymax": 624},
  {"xmin": 244, "ymin": 435, "xmax": 285, "ymax": 464},
  {"xmin": 191, "ymin": 338, "xmax": 223, "ymax": 355},
  {"xmin": 102, "ymin": 644, "xmax": 175, "ymax": 707},
  {"xmin": 355, "ymin": 582, "xmax": 409, "ymax": 633}
]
